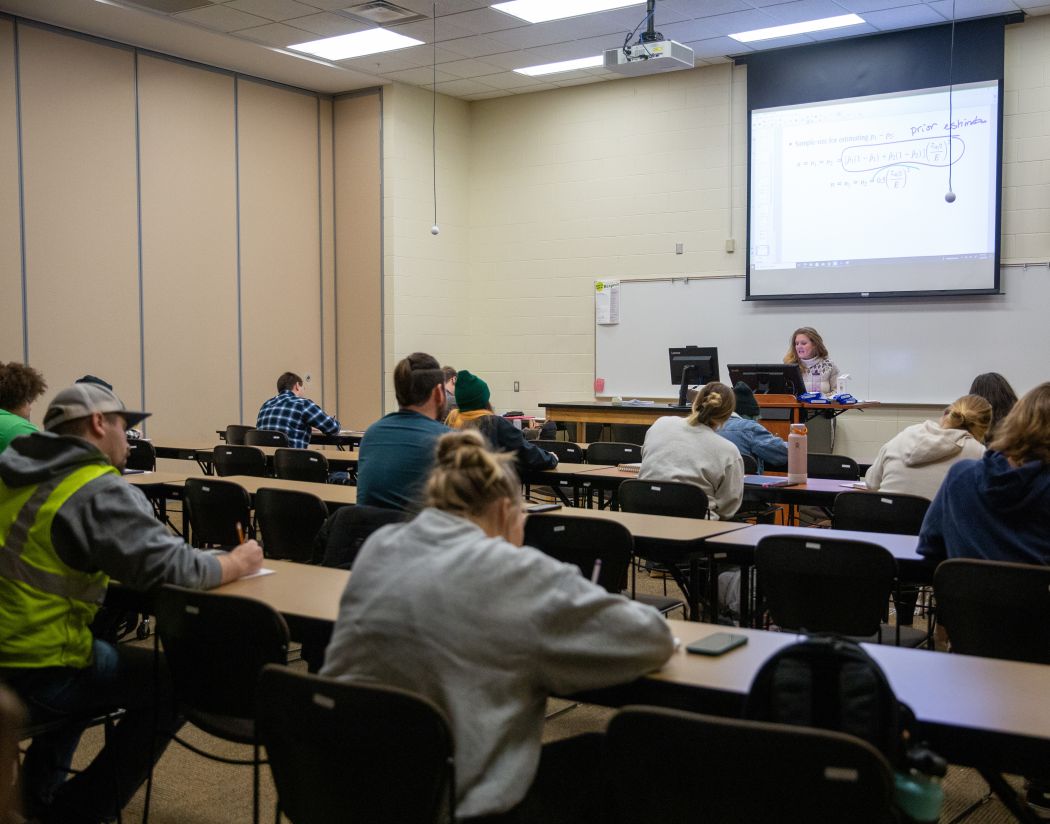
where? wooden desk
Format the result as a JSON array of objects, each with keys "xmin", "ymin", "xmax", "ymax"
[
  {"xmin": 743, "ymin": 477, "xmax": 868, "ymax": 507},
  {"xmin": 205, "ymin": 560, "xmax": 1050, "ymax": 779},
  {"xmin": 531, "ymin": 507, "xmax": 749, "ymax": 621}
]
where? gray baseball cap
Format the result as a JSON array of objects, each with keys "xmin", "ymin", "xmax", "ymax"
[{"xmin": 44, "ymin": 383, "xmax": 151, "ymax": 432}]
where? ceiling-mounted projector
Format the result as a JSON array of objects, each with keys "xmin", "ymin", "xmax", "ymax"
[{"xmin": 603, "ymin": 39, "xmax": 694, "ymax": 76}]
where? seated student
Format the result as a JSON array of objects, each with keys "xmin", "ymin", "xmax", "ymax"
[
  {"xmin": 864, "ymin": 394, "xmax": 990, "ymax": 501},
  {"xmin": 0, "ymin": 383, "xmax": 262, "ymax": 823},
  {"xmin": 0, "ymin": 362, "xmax": 47, "ymax": 453},
  {"xmin": 639, "ymin": 382, "xmax": 744, "ymax": 520},
  {"xmin": 919, "ymin": 382, "xmax": 1050, "ymax": 565},
  {"xmin": 445, "ymin": 370, "xmax": 557, "ymax": 473},
  {"xmin": 968, "ymin": 371, "xmax": 1018, "ymax": 443},
  {"xmin": 442, "ymin": 365, "xmax": 458, "ymax": 413},
  {"xmin": 718, "ymin": 381, "xmax": 787, "ymax": 473},
  {"xmin": 322, "ymin": 430, "xmax": 672, "ymax": 823},
  {"xmin": 356, "ymin": 352, "xmax": 450, "ymax": 511},
  {"xmin": 256, "ymin": 372, "xmax": 340, "ymax": 449}
]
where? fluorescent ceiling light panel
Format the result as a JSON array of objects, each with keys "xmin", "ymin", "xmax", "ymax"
[
  {"xmin": 492, "ymin": 0, "xmax": 644, "ymax": 24},
  {"xmin": 289, "ymin": 28, "xmax": 423, "ymax": 60},
  {"xmin": 729, "ymin": 14, "xmax": 865, "ymax": 43},
  {"xmin": 515, "ymin": 54, "xmax": 604, "ymax": 76}
]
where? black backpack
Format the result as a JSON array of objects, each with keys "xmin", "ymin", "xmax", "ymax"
[{"xmin": 744, "ymin": 635, "xmax": 942, "ymax": 774}]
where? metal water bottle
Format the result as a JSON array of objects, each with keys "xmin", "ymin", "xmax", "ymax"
[{"xmin": 787, "ymin": 422, "xmax": 808, "ymax": 484}]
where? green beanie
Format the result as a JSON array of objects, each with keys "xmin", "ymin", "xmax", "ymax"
[
  {"xmin": 455, "ymin": 370, "xmax": 490, "ymax": 412},
  {"xmin": 733, "ymin": 381, "xmax": 760, "ymax": 419}
]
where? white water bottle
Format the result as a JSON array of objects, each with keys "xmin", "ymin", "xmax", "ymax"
[{"xmin": 787, "ymin": 423, "xmax": 808, "ymax": 484}]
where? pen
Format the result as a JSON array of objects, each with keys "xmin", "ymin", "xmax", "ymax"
[
  {"xmin": 236, "ymin": 522, "xmax": 245, "ymax": 545},
  {"xmin": 590, "ymin": 558, "xmax": 602, "ymax": 584}
]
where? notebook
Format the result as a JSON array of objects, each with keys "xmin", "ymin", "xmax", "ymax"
[
  {"xmin": 743, "ymin": 475, "xmax": 795, "ymax": 488},
  {"xmin": 617, "ymin": 463, "xmax": 642, "ymax": 472}
]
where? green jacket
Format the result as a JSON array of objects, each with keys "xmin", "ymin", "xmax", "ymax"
[{"xmin": 0, "ymin": 409, "xmax": 37, "ymax": 454}]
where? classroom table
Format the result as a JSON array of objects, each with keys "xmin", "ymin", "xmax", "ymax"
[
  {"xmin": 519, "ymin": 462, "xmax": 616, "ymax": 506},
  {"xmin": 206, "ymin": 560, "xmax": 1050, "ymax": 785}
]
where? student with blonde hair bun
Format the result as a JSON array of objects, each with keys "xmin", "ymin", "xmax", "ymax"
[
  {"xmin": 864, "ymin": 394, "xmax": 991, "ymax": 501},
  {"xmin": 639, "ymin": 382, "xmax": 744, "ymax": 520},
  {"xmin": 322, "ymin": 430, "xmax": 673, "ymax": 823},
  {"xmin": 920, "ymin": 382, "xmax": 1050, "ymax": 566}
]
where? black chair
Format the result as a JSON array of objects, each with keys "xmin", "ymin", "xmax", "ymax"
[
  {"xmin": 315, "ymin": 505, "xmax": 409, "ymax": 569},
  {"xmin": 832, "ymin": 491, "xmax": 931, "ymax": 535},
  {"xmin": 183, "ymin": 477, "xmax": 252, "ymax": 547},
  {"xmin": 256, "ymin": 666, "xmax": 455, "ymax": 824},
  {"xmin": 585, "ymin": 442, "xmax": 641, "ymax": 465},
  {"xmin": 741, "ymin": 453, "xmax": 759, "ymax": 475},
  {"xmin": 126, "ymin": 439, "xmax": 156, "ymax": 471},
  {"xmin": 244, "ymin": 429, "xmax": 290, "ymax": 448},
  {"xmin": 147, "ymin": 587, "xmax": 289, "ymax": 824},
  {"xmin": 225, "ymin": 424, "xmax": 256, "ymax": 445},
  {"xmin": 212, "ymin": 445, "xmax": 267, "ymax": 478},
  {"xmin": 808, "ymin": 452, "xmax": 861, "ymax": 480},
  {"xmin": 618, "ymin": 479, "xmax": 708, "ymax": 520},
  {"xmin": 755, "ymin": 535, "xmax": 924, "ymax": 645},
  {"xmin": 255, "ymin": 488, "xmax": 328, "ymax": 564},
  {"xmin": 600, "ymin": 706, "xmax": 895, "ymax": 824},
  {"xmin": 273, "ymin": 448, "xmax": 329, "ymax": 483},
  {"xmin": 934, "ymin": 559, "xmax": 1050, "ymax": 665},
  {"xmin": 523, "ymin": 514, "xmax": 632, "ymax": 593},
  {"xmin": 532, "ymin": 440, "xmax": 584, "ymax": 463}
]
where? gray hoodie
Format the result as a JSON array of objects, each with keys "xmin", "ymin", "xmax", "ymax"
[
  {"xmin": 0, "ymin": 432, "xmax": 220, "ymax": 591},
  {"xmin": 321, "ymin": 507, "xmax": 673, "ymax": 818},
  {"xmin": 864, "ymin": 420, "xmax": 986, "ymax": 501}
]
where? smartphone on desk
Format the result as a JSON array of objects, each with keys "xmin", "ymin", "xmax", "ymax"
[
  {"xmin": 686, "ymin": 632, "xmax": 748, "ymax": 656},
  {"xmin": 526, "ymin": 503, "xmax": 562, "ymax": 513}
]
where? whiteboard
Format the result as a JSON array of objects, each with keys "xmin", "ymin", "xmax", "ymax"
[{"xmin": 594, "ymin": 269, "xmax": 1047, "ymax": 405}]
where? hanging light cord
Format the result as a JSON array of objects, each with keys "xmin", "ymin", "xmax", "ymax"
[
  {"xmin": 947, "ymin": 0, "xmax": 957, "ymax": 194},
  {"xmin": 432, "ymin": 1, "xmax": 438, "ymax": 230}
]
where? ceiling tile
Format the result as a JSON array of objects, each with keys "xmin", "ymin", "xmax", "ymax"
[
  {"xmin": 284, "ymin": 11, "xmax": 373, "ymax": 35},
  {"xmin": 173, "ymin": 4, "xmax": 272, "ymax": 31},
  {"xmin": 686, "ymin": 34, "xmax": 755, "ymax": 59},
  {"xmin": 382, "ymin": 65, "xmax": 459, "ymax": 83},
  {"xmin": 235, "ymin": 20, "xmax": 318, "ymax": 44},
  {"xmin": 437, "ymin": 57, "xmax": 506, "ymax": 77},
  {"xmin": 690, "ymin": 7, "xmax": 785, "ymax": 36},
  {"xmin": 434, "ymin": 77, "xmax": 499, "ymax": 95},
  {"xmin": 446, "ymin": 7, "xmax": 528, "ymax": 34},
  {"xmin": 438, "ymin": 34, "xmax": 516, "ymax": 58},
  {"xmin": 224, "ymin": 0, "xmax": 320, "ymax": 22},
  {"xmin": 388, "ymin": 16, "xmax": 479, "ymax": 40},
  {"xmin": 926, "ymin": 0, "xmax": 1024, "ymax": 19},
  {"xmin": 758, "ymin": 0, "xmax": 865, "ymax": 24},
  {"xmin": 395, "ymin": 0, "xmax": 491, "ymax": 13}
]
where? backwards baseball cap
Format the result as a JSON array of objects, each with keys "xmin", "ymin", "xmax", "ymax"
[{"xmin": 44, "ymin": 383, "xmax": 151, "ymax": 432}]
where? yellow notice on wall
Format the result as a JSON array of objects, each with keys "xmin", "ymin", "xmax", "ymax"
[{"xmin": 594, "ymin": 280, "xmax": 620, "ymax": 325}]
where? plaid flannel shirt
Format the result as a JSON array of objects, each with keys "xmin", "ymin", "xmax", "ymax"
[{"xmin": 256, "ymin": 390, "xmax": 340, "ymax": 449}]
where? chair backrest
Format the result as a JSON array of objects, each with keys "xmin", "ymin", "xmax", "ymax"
[
  {"xmin": 225, "ymin": 424, "xmax": 256, "ymax": 445},
  {"xmin": 256, "ymin": 666, "xmax": 455, "ymax": 824},
  {"xmin": 273, "ymin": 448, "xmax": 329, "ymax": 483},
  {"xmin": 832, "ymin": 491, "xmax": 931, "ymax": 535},
  {"xmin": 600, "ymin": 706, "xmax": 895, "ymax": 824},
  {"xmin": 125, "ymin": 438, "xmax": 156, "ymax": 471},
  {"xmin": 155, "ymin": 587, "xmax": 289, "ymax": 722},
  {"xmin": 934, "ymin": 558, "xmax": 1050, "ymax": 664},
  {"xmin": 255, "ymin": 487, "xmax": 329, "ymax": 564},
  {"xmin": 755, "ymin": 535, "xmax": 896, "ymax": 637},
  {"xmin": 585, "ymin": 441, "xmax": 642, "ymax": 465},
  {"xmin": 245, "ymin": 429, "xmax": 290, "ymax": 448},
  {"xmin": 741, "ymin": 453, "xmax": 759, "ymax": 475},
  {"xmin": 315, "ymin": 505, "xmax": 409, "ymax": 568},
  {"xmin": 533, "ymin": 440, "xmax": 584, "ymax": 463},
  {"xmin": 183, "ymin": 477, "xmax": 252, "ymax": 547},
  {"xmin": 618, "ymin": 479, "xmax": 708, "ymax": 520},
  {"xmin": 808, "ymin": 452, "xmax": 861, "ymax": 480},
  {"xmin": 212, "ymin": 444, "xmax": 267, "ymax": 478},
  {"xmin": 522, "ymin": 514, "xmax": 632, "ymax": 592}
]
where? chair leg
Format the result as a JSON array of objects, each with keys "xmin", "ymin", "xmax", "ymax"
[
  {"xmin": 274, "ymin": 800, "xmax": 282, "ymax": 824},
  {"xmin": 253, "ymin": 743, "xmax": 260, "ymax": 824}
]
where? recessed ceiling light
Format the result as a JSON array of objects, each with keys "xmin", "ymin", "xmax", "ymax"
[
  {"xmin": 289, "ymin": 28, "xmax": 423, "ymax": 60},
  {"xmin": 514, "ymin": 55, "xmax": 604, "ymax": 76},
  {"xmin": 729, "ymin": 14, "xmax": 865, "ymax": 43},
  {"xmin": 492, "ymin": 0, "xmax": 644, "ymax": 25}
]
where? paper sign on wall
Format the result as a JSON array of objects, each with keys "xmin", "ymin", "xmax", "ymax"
[{"xmin": 595, "ymin": 280, "xmax": 620, "ymax": 325}]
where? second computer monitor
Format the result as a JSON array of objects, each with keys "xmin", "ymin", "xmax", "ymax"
[
  {"xmin": 728, "ymin": 364, "xmax": 807, "ymax": 395},
  {"xmin": 669, "ymin": 347, "xmax": 720, "ymax": 386}
]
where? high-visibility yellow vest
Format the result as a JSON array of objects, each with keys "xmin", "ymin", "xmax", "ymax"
[{"xmin": 0, "ymin": 463, "xmax": 118, "ymax": 668}]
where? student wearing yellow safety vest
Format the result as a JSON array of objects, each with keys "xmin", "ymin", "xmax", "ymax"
[{"xmin": 0, "ymin": 383, "xmax": 263, "ymax": 824}]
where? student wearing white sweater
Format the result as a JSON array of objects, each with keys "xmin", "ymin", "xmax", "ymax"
[
  {"xmin": 639, "ymin": 382, "xmax": 744, "ymax": 520},
  {"xmin": 864, "ymin": 394, "xmax": 991, "ymax": 500},
  {"xmin": 322, "ymin": 430, "xmax": 673, "ymax": 823}
]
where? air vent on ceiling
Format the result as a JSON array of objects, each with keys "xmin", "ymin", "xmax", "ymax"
[
  {"xmin": 342, "ymin": 1, "xmax": 426, "ymax": 26},
  {"xmin": 124, "ymin": 0, "xmax": 213, "ymax": 12}
]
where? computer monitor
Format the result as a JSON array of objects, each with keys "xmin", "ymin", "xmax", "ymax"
[
  {"xmin": 728, "ymin": 363, "xmax": 807, "ymax": 396},
  {"xmin": 669, "ymin": 347, "xmax": 719, "ymax": 386}
]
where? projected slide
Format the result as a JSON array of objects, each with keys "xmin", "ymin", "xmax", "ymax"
[{"xmin": 749, "ymin": 81, "xmax": 999, "ymax": 298}]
